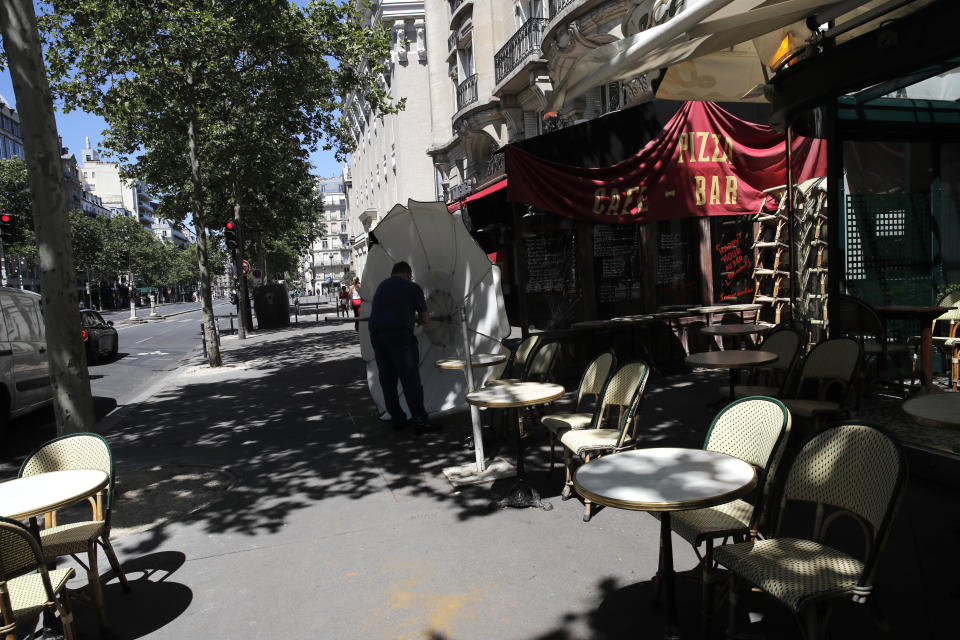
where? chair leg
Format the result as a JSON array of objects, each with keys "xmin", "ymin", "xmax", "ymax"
[
  {"xmin": 101, "ymin": 534, "xmax": 130, "ymax": 593},
  {"xmin": 561, "ymin": 449, "xmax": 574, "ymax": 500},
  {"xmin": 548, "ymin": 432, "xmax": 556, "ymax": 477},
  {"xmin": 54, "ymin": 591, "xmax": 77, "ymax": 640},
  {"xmin": 87, "ymin": 539, "xmax": 108, "ymax": 629},
  {"xmin": 581, "ymin": 453, "xmax": 593, "ymax": 522}
]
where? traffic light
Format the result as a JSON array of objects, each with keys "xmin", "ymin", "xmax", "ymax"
[
  {"xmin": 225, "ymin": 221, "xmax": 238, "ymax": 253},
  {"xmin": 0, "ymin": 213, "xmax": 14, "ymax": 239}
]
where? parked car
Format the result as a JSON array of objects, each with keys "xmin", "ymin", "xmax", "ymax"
[
  {"xmin": 81, "ymin": 309, "xmax": 118, "ymax": 363},
  {"xmin": 0, "ymin": 287, "xmax": 52, "ymax": 429}
]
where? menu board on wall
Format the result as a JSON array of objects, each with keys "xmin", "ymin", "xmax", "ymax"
[
  {"xmin": 593, "ymin": 224, "xmax": 645, "ymax": 308},
  {"xmin": 525, "ymin": 233, "xmax": 576, "ymax": 293},
  {"xmin": 655, "ymin": 219, "xmax": 699, "ymax": 307},
  {"xmin": 711, "ymin": 216, "xmax": 754, "ymax": 302},
  {"xmin": 524, "ymin": 228, "xmax": 581, "ymax": 328}
]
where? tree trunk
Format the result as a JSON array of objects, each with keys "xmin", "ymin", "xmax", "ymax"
[
  {"xmin": 185, "ymin": 67, "xmax": 222, "ymax": 367},
  {"xmin": 231, "ymin": 173, "xmax": 249, "ymax": 339},
  {"xmin": 0, "ymin": 0, "xmax": 97, "ymax": 434}
]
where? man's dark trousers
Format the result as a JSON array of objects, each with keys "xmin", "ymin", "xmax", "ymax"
[{"xmin": 371, "ymin": 328, "xmax": 428, "ymax": 426}]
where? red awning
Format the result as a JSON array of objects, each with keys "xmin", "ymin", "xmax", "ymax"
[{"xmin": 446, "ymin": 178, "xmax": 508, "ymax": 212}]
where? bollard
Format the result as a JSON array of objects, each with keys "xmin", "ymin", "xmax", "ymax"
[
  {"xmin": 201, "ymin": 323, "xmax": 207, "ymax": 359},
  {"xmin": 229, "ymin": 313, "xmax": 235, "ymax": 334}
]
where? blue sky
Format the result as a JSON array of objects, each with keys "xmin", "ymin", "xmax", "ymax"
[{"xmin": 0, "ymin": 72, "xmax": 344, "ymax": 179}]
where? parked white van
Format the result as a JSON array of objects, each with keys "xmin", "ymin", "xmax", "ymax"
[{"xmin": 0, "ymin": 287, "xmax": 52, "ymax": 429}]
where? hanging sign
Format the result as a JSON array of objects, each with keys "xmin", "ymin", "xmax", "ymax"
[{"xmin": 505, "ymin": 101, "xmax": 826, "ymax": 224}]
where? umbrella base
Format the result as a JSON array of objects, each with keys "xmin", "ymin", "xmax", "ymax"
[{"xmin": 443, "ymin": 456, "xmax": 516, "ymax": 487}]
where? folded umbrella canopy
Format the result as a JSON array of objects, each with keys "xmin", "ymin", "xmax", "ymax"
[{"xmin": 359, "ymin": 199, "xmax": 510, "ymax": 420}]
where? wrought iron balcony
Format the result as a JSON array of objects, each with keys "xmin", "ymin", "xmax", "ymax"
[
  {"xmin": 450, "ymin": 0, "xmax": 466, "ymax": 15},
  {"xmin": 456, "ymin": 73, "xmax": 478, "ymax": 111},
  {"xmin": 549, "ymin": 0, "xmax": 578, "ymax": 18},
  {"xmin": 448, "ymin": 31, "xmax": 458, "ymax": 53},
  {"xmin": 495, "ymin": 18, "xmax": 548, "ymax": 84}
]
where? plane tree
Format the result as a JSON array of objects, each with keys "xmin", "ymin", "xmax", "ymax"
[{"xmin": 42, "ymin": 0, "xmax": 400, "ymax": 365}]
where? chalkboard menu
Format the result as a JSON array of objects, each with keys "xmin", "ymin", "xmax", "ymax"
[
  {"xmin": 711, "ymin": 216, "xmax": 754, "ymax": 303},
  {"xmin": 524, "ymin": 228, "xmax": 581, "ymax": 329},
  {"xmin": 525, "ymin": 232, "xmax": 576, "ymax": 293},
  {"xmin": 655, "ymin": 219, "xmax": 699, "ymax": 307},
  {"xmin": 593, "ymin": 224, "xmax": 645, "ymax": 312}
]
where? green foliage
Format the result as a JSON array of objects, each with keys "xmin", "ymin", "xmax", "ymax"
[
  {"xmin": 0, "ymin": 157, "xmax": 35, "ymax": 258},
  {"xmin": 40, "ymin": 0, "xmax": 400, "ymax": 275}
]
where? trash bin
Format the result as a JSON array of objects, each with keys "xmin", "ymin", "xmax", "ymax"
[{"xmin": 253, "ymin": 283, "xmax": 290, "ymax": 330}]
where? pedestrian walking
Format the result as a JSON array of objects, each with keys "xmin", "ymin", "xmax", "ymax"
[
  {"xmin": 368, "ymin": 262, "xmax": 436, "ymax": 433},
  {"xmin": 338, "ymin": 285, "xmax": 350, "ymax": 317},
  {"xmin": 349, "ymin": 276, "xmax": 363, "ymax": 330}
]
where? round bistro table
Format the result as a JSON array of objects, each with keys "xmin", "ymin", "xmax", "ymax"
[
  {"xmin": 467, "ymin": 382, "xmax": 565, "ymax": 509},
  {"xmin": 435, "ymin": 353, "xmax": 508, "ymax": 371},
  {"xmin": 575, "ymin": 448, "xmax": 757, "ymax": 640},
  {"xmin": 686, "ymin": 350, "xmax": 778, "ymax": 399},
  {"xmin": 903, "ymin": 393, "xmax": 960, "ymax": 429},
  {"xmin": 0, "ymin": 469, "xmax": 109, "ymax": 521}
]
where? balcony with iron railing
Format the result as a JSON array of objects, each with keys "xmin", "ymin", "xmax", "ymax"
[
  {"xmin": 449, "ymin": 0, "xmax": 470, "ymax": 24},
  {"xmin": 456, "ymin": 74, "xmax": 478, "ymax": 111},
  {"xmin": 448, "ymin": 31, "xmax": 458, "ymax": 55},
  {"xmin": 549, "ymin": 0, "xmax": 578, "ymax": 18},
  {"xmin": 495, "ymin": 18, "xmax": 549, "ymax": 85}
]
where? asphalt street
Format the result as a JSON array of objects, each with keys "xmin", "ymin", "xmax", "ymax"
[{"xmin": 0, "ymin": 299, "xmax": 233, "ymax": 472}]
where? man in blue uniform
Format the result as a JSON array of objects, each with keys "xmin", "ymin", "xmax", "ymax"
[{"xmin": 369, "ymin": 261, "xmax": 435, "ymax": 433}]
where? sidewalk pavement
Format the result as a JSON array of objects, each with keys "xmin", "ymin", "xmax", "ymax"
[{"xmin": 57, "ymin": 319, "xmax": 958, "ymax": 639}]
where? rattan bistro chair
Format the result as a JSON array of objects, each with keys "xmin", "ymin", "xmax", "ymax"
[
  {"xmin": 651, "ymin": 396, "xmax": 791, "ymax": 635},
  {"xmin": 560, "ymin": 361, "xmax": 651, "ymax": 522},
  {"xmin": 733, "ymin": 326, "xmax": 802, "ymax": 398},
  {"xmin": 0, "ymin": 516, "xmax": 77, "ymax": 640},
  {"xmin": 715, "ymin": 423, "xmax": 906, "ymax": 640},
  {"xmin": 541, "ymin": 350, "xmax": 616, "ymax": 475},
  {"xmin": 484, "ymin": 334, "xmax": 541, "ymax": 387},
  {"xmin": 486, "ymin": 341, "xmax": 559, "ymax": 386},
  {"xmin": 781, "ymin": 338, "xmax": 861, "ymax": 431},
  {"xmin": 19, "ymin": 433, "xmax": 130, "ymax": 629}
]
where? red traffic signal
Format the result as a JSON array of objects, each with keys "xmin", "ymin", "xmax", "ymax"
[
  {"xmin": 225, "ymin": 222, "xmax": 238, "ymax": 252},
  {"xmin": 0, "ymin": 213, "xmax": 13, "ymax": 238}
]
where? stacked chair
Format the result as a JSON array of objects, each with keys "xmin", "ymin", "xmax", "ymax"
[
  {"xmin": 0, "ymin": 517, "xmax": 78, "ymax": 640},
  {"xmin": 559, "ymin": 361, "xmax": 651, "ymax": 522},
  {"xmin": 651, "ymin": 396, "xmax": 791, "ymax": 636},
  {"xmin": 19, "ymin": 433, "xmax": 130, "ymax": 631},
  {"xmin": 715, "ymin": 423, "xmax": 906, "ymax": 640},
  {"xmin": 540, "ymin": 351, "xmax": 617, "ymax": 475}
]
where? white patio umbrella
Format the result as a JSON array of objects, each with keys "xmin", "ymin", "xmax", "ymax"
[{"xmin": 359, "ymin": 200, "xmax": 510, "ymax": 462}]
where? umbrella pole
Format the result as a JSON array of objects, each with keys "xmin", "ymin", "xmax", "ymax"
[{"xmin": 460, "ymin": 306, "xmax": 487, "ymax": 471}]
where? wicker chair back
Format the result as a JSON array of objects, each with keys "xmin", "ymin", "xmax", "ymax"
[
  {"xmin": 20, "ymin": 433, "xmax": 114, "ymax": 510},
  {"xmin": 794, "ymin": 337, "xmax": 860, "ymax": 401},
  {"xmin": 782, "ymin": 423, "xmax": 904, "ymax": 538},
  {"xmin": 0, "ymin": 516, "xmax": 43, "ymax": 581},
  {"xmin": 575, "ymin": 351, "xmax": 616, "ymax": 410},
  {"xmin": 524, "ymin": 342, "xmax": 559, "ymax": 382}
]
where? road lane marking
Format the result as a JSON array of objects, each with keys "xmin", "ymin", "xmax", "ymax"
[{"xmin": 135, "ymin": 337, "xmax": 153, "ymax": 343}]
